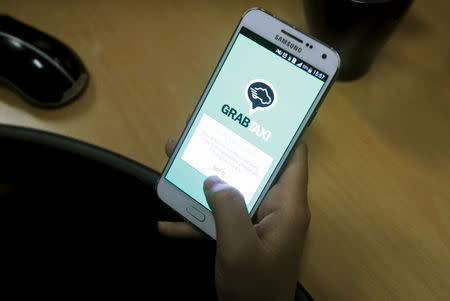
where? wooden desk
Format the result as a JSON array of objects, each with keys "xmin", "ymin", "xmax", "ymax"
[{"xmin": 1, "ymin": 1, "xmax": 449, "ymax": 300}]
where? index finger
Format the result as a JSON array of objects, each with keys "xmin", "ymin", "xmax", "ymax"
[{"xmin": 277, "ymin": 141, "xmax": 308, "ymax": 191}]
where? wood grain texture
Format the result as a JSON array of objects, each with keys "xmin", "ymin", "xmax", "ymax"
[{"xmin": 1, "ymin": 1, "xmax": 449, "ymax": 300}]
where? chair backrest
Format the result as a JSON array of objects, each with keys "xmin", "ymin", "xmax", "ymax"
[{"xmin": 0, "ymin": 124, "xmax": 313, "ymax": 300}]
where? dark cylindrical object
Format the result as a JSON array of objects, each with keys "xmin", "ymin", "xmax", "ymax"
[{"xmin": 304, "ymin": 0, "xmax": 413, "ymax": 81}]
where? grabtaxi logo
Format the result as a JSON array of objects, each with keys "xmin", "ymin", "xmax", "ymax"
[{"xmin": 245, "ymin": 79, "xmax": 277, "ymax": 114}]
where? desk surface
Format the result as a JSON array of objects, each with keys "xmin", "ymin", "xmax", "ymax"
[{"xmin": 1, "ymin": 0, "xmax": 449, "ymax": 300}]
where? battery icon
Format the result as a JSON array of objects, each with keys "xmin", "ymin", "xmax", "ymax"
[{"xmin": 292, "ymin": 57, "xmax": 297, "ymax": 64}]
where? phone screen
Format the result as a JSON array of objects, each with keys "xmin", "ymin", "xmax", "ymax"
[{"xmin": 165, "ymin": 27, "xmax": 328, "ymax": 211}]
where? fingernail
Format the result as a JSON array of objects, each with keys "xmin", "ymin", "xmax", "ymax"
[
  {"xmin": 204, "ymin": 175, "xmax": 225, "ymax": 193},
  {"xmin": 167, "ymin": 139, "xmax": 176, "ymax": 144},
  {"xmin": 157, "ymin": 221, "xmax": 170, "ymax": 230}
]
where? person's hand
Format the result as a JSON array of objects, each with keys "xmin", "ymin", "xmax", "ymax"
[{"xmin": 158, "ymin": 139, "xmax": 310, "ymax": 301}]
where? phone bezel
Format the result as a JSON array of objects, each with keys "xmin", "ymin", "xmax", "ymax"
[{"xmin": 157, "ymin": 8, "xmax": 340, "ymax": 239}]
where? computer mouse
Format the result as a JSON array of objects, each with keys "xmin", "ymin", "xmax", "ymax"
[{"xmin": 0, "ymin": 15, "xmax": 89, "ymax": 108}]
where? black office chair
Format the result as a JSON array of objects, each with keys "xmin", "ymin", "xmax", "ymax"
[{"xmin": 0, "ymin": 124, "xmax": 313, "ymax": 300}]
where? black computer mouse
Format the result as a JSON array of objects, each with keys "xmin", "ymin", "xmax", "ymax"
[{"xmin": 0, "ymin": 15, "xmax": 89, "ymax": 108}]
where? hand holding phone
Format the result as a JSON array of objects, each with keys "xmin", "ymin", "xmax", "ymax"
[
  {"xmin": 159, "ymin": 140, "xmax": 311, "ymax": 300},
  {"xmin": 157, "ymin": 8, "xmax": 339, "ymax": 239}
]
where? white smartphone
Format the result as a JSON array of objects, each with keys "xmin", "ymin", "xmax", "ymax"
[{"xmin": 157, "ymin": 8, "xmax": 340, "ymax": 239}]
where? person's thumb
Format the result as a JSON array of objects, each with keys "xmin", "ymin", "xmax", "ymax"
[{"xmin": 203, "ymin": 176, "xmax": 256, "ymax": 245}]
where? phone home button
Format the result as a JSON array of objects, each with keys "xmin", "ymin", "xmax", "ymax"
[{"xmin": 186, "ymin": 206, "xmax": 205, "ymax": 222}]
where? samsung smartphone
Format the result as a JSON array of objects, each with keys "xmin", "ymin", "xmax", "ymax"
[{"xmin": 157, "ymin": 8, "xmax": 340, "ymax": 239}]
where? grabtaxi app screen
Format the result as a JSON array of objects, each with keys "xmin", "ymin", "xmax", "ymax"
[{"xmin": 166, "ymin": 27, "xmax": 327, "ymax": 211}]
